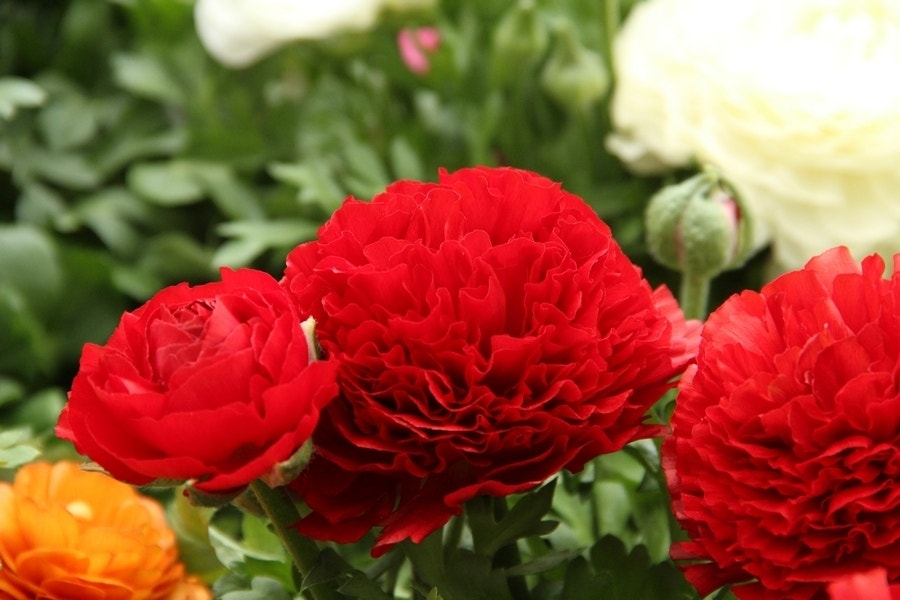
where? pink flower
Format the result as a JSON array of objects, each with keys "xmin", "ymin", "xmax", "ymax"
[{"xmin": 397, "ymin": 27, "xmax": 440, "ymax": 75}]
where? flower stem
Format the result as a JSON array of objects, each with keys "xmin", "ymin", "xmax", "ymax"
[
  {"xmin": 492, "ymin": 497, "xmax": 530, "ymax": 600},
  {"xmin": 249, "ymin": 480, "xmax": 341, "ymax": 600},
  {"xmin": 602, "ymin": 0, "xmax": 621, "ymax": 75},
  {"xmin": 679, "ymin": 271, "xmax": 711, "ymax": 320}
]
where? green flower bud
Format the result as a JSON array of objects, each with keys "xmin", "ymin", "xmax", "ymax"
[
  {"xmin": 540, "ymin": 23, "xmax": 609, "ymax": 115},
  {"xmin": 645, "ymin": 167, "xmax": 753, "ymax": 278},
  {"xmin": 490, "ymin": 1, "xmax": 549, "ymax": 87}
]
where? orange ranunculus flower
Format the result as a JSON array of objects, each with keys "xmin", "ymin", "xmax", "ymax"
[{"xmin": 0, "ymin": 461, "xmax": 211, "ymax": 600}]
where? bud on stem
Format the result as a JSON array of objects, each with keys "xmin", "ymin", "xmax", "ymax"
[
  {"xmin": 645, "ymin": 166, "xmax": 754, "ymax": 318},
  {"xmin": 490, "ymin": 0, "xmax": 549, "ymax": 87},
  {"xmin": 540, "ymin": 22, "xmax": 609, "ymax": 116}
]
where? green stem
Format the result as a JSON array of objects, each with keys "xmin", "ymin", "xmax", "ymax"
[
  {"xmin": 249, "ymin": 480, "xmax": 342, "ymax": 600},
  {"xmin": 492, "ymin": 497, "xmax": 530, "ymax": 600},
  {"xmin": 442, "ymin": 514, "xmax": 465, "ymax": 563},
  {"xmin": 679, "ymin": 271, "xmax": 711, "ymax": 320},
  {"xmin": 601, "ymin": 0, "xmax": 621, "ymax": 76}
]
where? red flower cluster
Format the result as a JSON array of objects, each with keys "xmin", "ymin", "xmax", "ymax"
[
  {"xmin": 665, "ymin": 247, "xmax": 900, "ymax": 599},
  {"xmin": 283, "ymin": 166, "xmax": 699, "ymax": 552},
  {"xmin": 57, "ymin": 269, "xmax": 338, "ymax": 494}
]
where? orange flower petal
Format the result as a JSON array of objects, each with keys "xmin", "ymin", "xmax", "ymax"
[{"xmin": 0, "ymin": 462, "xmax": 209, "ymax": 600}]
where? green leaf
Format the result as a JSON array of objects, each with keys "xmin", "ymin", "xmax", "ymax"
[
  {"xmin": 632, "ymin": 489, "xmax": 673, "ymax": 563},
  {"xmin": 0, "ymin": 225, "xmax": 62, "ymax": 316},
  {"xmin": 111, "ymin": 52, "xmax": 186, "ymax": 104},
  {"xmin": 480, "ymin": 480, "xmax": 559, "ymax": 555},
  {"xmin": 221, "ymin": 576, "xmax": 292, "ymax": 600},
  {"xmin": 208, "ymin": 513, "xmax": 285, "ymax": 569},
  {"xmin": 74, "ymin": 187, "xmax": 153, "ymax": 256},
  {"xmin": 49, "ymin": 247, "xmax": 130, "ymax": 363},
  {"xmin": 38, "ymin": 92, "xmax": 98, "ymax": 150},
  {"xmin": 241, "ymin": 514, "xmax": 285, "ymax": 562},
  {"xmin": 191, "ymin": 165, "xmax": 265, "ymax": 221},
  {"xmin": 93, "ymin": 127, "xmax": 187, "ymax": 178},
  {"xmin": 389, "ymin": 135, "xmax": 425, "ymax": 181},
  {"xmin": 6, "ymin": 388, "xmax": 66, "ymax": 433},
  {"xmin": 0, "ymin": 77, "xmax": 46, "ymax": 119},
  {"xmin": 15, "ymin": 181, "xmax": 70, "ymax": 229},
  {"xmin": 441, "ymin": 550, "xmax": 514, "ymax": 600},
  {"xmin": 213, "ymin": 220, "xmax": 320, "ymax": 268},
  {"xmin": 0, "ymin": 377, "xmax": 25, "ymax": 409},
  {"xmin": 505, "ymin": 549, "xmax": 583, "ymax": 577},
  {"xmin": 0, "ymin": 289, "xmax": 54, "ymax": 381},
  {"xmin": 127, "ymin": 160, "xmax": 206, "ymax": 205},
  {"xmin": 301, "ymin": 548, "xmax": 351, "ymax": 592},
  {"xmin": 584, "ymin": 535, "xmax": 698, "ymax": 600},
  {"xmin": 211, "ymin": 238, "xmax": 269, "ymax": 271},
  {"xmin": 337, "ymin": 571, "xmax": 394, "ymax": 600},
  {"xmin": 0, "ymin": 427, "xmax": 40, "ymax": 469},
  {"xmin": 138, "ymin": 233, "xmax": 216, "ymax": 283},
  {"xmin": 167, "ymin": 488, "xmax": 224, "ymax": 578},
  {"xmin": 560, "ymin": 556, "xmax": 595, "ymax": 600},
  {"xmin": 593, "ymin": 480, "xmax": 632, "ymax": 538},
  {"xmin": 269, "ymin": 161, "xmax": 346, "ymax": 211},
  {"xmin": 25, "ymin": 147, "xmax": 102, "ymax": 190},
  {"xmin": 342, "ymin": 138, "xmax": 390, "ymax": 198}
]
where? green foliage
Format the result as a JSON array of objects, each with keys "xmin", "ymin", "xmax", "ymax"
[
  {"xmin": 0, "ymin": 426, "xmax": 40, "ymax": 468},
  {"xmin": 0, "ymin": 1, "xmax": 730, "ymax": 599}
]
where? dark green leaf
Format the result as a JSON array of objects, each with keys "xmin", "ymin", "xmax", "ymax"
[
  {"xmin": 441, "ymin": 550, "xmax": 514, "ymax": 600},
  {"xmin": 505, "ymin": 549, "xmax": 583, "ymax": 577},
  {"xmin": 482, "ymin": 479, "xmax": 558, "ymax": 555},
  {"xmin": 560, "ymin": 556, "xmax": 595, "ymax": 600},
  {"xmin": 301, "ymin": 548, "xmax": 351, "ymax": 592},
  {"xmin": 337, "ymin": 571, "xmax": 393, "ymax": 600}
]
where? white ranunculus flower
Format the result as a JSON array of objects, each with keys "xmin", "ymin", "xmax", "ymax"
[
  {"xmin": 611, "ymin": 0, "xmax": 900, "ymax": 269},
  {"xmin": 195, "ymin": 0, "xmax": 387, "ymax": 68}
]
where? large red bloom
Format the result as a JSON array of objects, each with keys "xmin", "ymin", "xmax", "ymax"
[
  {"xmin": 665, "ymin": 247, "xmax": 900, "ymax": 599},
  {"xmin": 283, "ymin": 166, "xmax": 699, "ymax": 553},
  {"xmin": 57, "ymin": 268, "xmax": 339, "ymax": 494}
]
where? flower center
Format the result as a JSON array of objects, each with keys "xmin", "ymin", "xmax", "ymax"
[{"xmin": 65, "ymin": 500, "xmax": 94, "ymax": 521}]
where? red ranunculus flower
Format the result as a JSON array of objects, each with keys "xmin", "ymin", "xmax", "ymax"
[
  {"xmin": 828, "ymin": 569, "xmax": 900, "ymax": 600},
  {"xmin": 665, "ymin": 247, "xmax": 900, "ymax": 600},
  {"xmin": 56, "ymin": 268, "xmax": 339, "ymax": 494},
  {"xmin": 283, "ymin": 166, "xmax": 700, "ymax": 553}
]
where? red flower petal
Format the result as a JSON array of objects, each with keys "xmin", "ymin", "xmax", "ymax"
[
  {"xmin": 284, "ymin": 166, "xmax": 698, "ymax": 552},
  {"xmin": 666, "ymin": 247, "xmax": 900, "ymax": 598}
]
